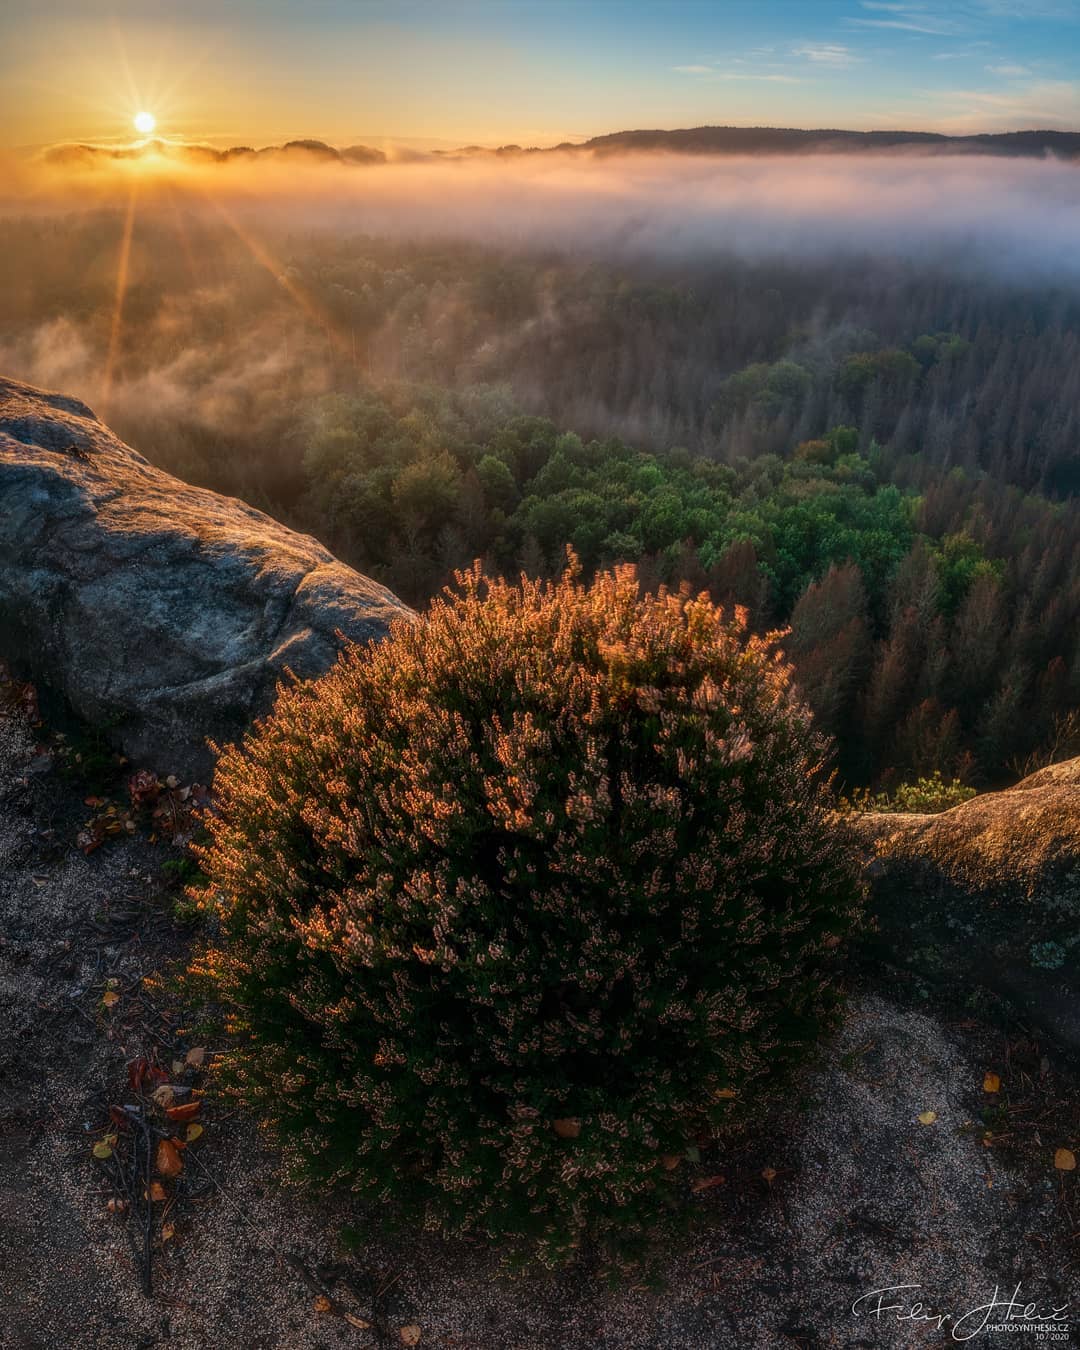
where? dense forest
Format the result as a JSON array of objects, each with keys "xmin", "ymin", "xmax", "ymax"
[{"xmin": 1, "ymin": 206, "xmax": 1078, "ymax": 790}]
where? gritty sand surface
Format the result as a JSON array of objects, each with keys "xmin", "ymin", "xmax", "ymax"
[{"xmin": 0, "ymin": 699, "xmax": 1074, "ymax": 1350}]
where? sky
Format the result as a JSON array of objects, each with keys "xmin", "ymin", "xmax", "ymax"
[{"xmin": 2, "ymin": 0, "xmax": 1079, "ymax": 151}]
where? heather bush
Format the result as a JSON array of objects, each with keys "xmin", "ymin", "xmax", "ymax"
[{"xmin": 190, "ymin": 561, "xmax": 863, "ymax": 1263}]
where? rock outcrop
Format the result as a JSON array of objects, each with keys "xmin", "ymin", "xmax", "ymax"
[
  {"xmin": 0, "ymin": 377, "xmax": 411, "ymax": 776},
  {"xmin": 850, "ymin": 758, "xmax": 1080, "ymax": 1050}
]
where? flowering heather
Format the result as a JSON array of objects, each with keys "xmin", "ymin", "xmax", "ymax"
[{"xmin": 190, "ymin": 560, "xmax": 864, "ymax": 1262}]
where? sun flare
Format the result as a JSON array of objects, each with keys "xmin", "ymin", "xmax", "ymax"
[{"xmin": 133, "ymin": 110, "xmax": 156, "ymax": 135}]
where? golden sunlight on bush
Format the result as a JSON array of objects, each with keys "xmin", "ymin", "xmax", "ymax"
[{"xmin": 188, "ymin": 558, "xmax": 864, "ymax": 1263}]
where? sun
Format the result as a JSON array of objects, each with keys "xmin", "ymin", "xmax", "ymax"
[{"xmin": 133, "ymin": 110, "xmax": 156, "ymax": 136}]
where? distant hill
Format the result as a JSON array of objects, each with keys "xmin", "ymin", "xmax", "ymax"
[
  {"xmin": 572, "ymin": 125, "xmax": 1080, "ymax": 158},
  {"xmin": 37, "ymin": 125, "xmax": 1080, "ymax": 170}
]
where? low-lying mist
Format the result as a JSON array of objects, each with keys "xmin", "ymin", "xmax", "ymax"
[
  {"xmin": 4, "ymin": 145, "xmax": 1080, "ymax": 277},
  {"xmin": 2, "ymin": 143, "xmax": 1079, "ymax": 512}
]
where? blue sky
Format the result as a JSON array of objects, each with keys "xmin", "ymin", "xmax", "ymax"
[{"xmin": 3, "ymin": 0, "xmax": 1079, "ymax": 148}]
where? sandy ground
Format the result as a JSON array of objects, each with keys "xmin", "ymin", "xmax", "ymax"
[{"xmin": 0, "ymin": 700, "xmax": 1075, "ymax": 1350}]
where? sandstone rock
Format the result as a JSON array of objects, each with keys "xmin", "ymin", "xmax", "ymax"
[
  {"xmin": 0, "ymin": 377, "xmax": 411, "ymax": 776},
  {"xmin": 849, "ymin": 760, "xmax": 1080, "ymax": 1050}
]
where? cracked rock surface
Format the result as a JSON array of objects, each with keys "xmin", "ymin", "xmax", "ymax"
[{"xmin": 0, "ymin": 376, "xmax": 411, "ymax": 776}]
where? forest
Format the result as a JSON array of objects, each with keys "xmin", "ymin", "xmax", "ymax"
[{"xmin": 2, "ymin": 201, "xmax": 1078, "ymax": 791}]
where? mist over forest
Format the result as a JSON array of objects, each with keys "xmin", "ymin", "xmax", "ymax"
[{"xmin": 3, "ymin": 147, "xmax": 1080, "ymax": 791}]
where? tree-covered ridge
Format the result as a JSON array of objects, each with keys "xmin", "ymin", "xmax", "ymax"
[{"xmin": 297, "ymin": 384, "xmax": 1080, "ymax": 793}]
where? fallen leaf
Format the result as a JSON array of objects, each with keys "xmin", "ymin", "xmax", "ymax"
[
  {"xmin": 127, "ymin": 1058, "xmax": 150, "ymax": 1092},
  {"xmin": 918, "ymin": 1111, "xmax": 937, "ymax": 1126},
  {"xmin": 92, "ymin": 1141, "xmax": 113, "ymax": 1160},
  {"xmin": 185, "ymin": 1046, "xmax": 207, "ymax": 1068},
  {"xmin": 660, "ymin": 1154, "xmax": 681, "ymax": 1170},
  {"xmin": 714, "ymin": 1088, "xmax": 737, "ymax": 1100},
  {"xmin": 161, "ymin": 1223, "xmax": 175, "ymax": 1242},
  {"xmin": 691, "ymin": 1174, "xmax": 726, "ymax": 1193},
  {"xmin": 552, "ymin": 1118, "xmax": 581, "ymax": 1139},
  {"xmin": 399, "ymin": 1327, "xmax": 421, "ymax": 1346},
  {"xmin": 313, "ymin": 1295, "xmax": 332, "ymax": 1314},
  {"xmin": 147, "ymin": 1182, "xmax": 168, "ymax": 1202},
  {"xmin": 185, "ymin": 1123, "xmax": 204, "ymax": 1143},
  {"xmin": 108, "ymin": 1105, "xmax": 129, "ymax": 1129},
  {"xmin": 106, "ymin": 1198, "xmax": 127, "ymax": 1213},
  {"xmin": 761, "ymin": 1167, "xmax": 777, "ymax": 1185},
  {"xmin": 172, "ymin": 1060, "xmax": 185, "ymax": 1076},
  {"xmin": 345, "ymin": 1313, "xmax": 372, "ymax": 1330},
  {"xmin": 101, "ymin": 991, "xmax": 120, "ymax": 1009},
  {"xmin": 166, "ymin": 1101, "xmax": 201, "ymax": 1123},
  {"xmin": 152, "ymin": 1085, "xmax": 176, "ymax": 1109},
  {"xmin": 156, "ymin": 1138, "xmax": 183, "ymax": 1178},
  {"xmin": 1055, "ymin": 1148, "xmax": 1076, "ymax": 1172},
  {"xmin": 983, "ymin": 1072, "xmax": 1001, "ymax": 1094}
]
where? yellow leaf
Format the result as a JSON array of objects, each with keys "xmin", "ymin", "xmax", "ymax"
[
  {"xmin": 1054, "ymin": 1148, "xmax": 1076, "ymax": 1172},
  {"xmin": 345, "ymin": 1313, "xmax": 372, "ymax": 1330},
  {"xmin": 983, "ymin": 1072, "xmax": 1001, "ymax": 1094},
  {"xmin": 399, "ymin": 1327, "xmax": 422, "ymax": 1346},
  {"xmin": 918, "ymin": 1111, "xmax": 937, "ymax": 1126},
  {"xmin": 147, "ymin": 1182, "xmax": 168, "ymax": 1202},
  {"xmin": 185, "ymin": 1123, "xmax": 204, "ymax": 1143},
  {"xmin": 552, "ymin": 1117, "xmax": 581, "ymax": 1139},
  {"xmin": 161, "ymin": 1223, "xmax": 175, "ymax": 1242},
  {"xmin": 101, "ymin": 991, "xmax": 120, "ymax": 1009},
  {"xmin": 313, "ymin": 1295, "xmax": 332, "ymax": 1314},
  {"xmin": 92, "ymin": 1141, "xmax": 113, "ymax": 1160}
]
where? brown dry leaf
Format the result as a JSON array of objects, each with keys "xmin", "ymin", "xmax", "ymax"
[
  {"xmin": 147, "ymin": 1182, "xmax": 168, "ymax": 1202},
  {"xmin": 918, "ymin": 1110, "xmax": 937, "ymax": 1126},
  {"xmin": 1054, "ymin": 1148, "xmax": 1077, "ymax": 1172},
  {"xmin": 345, "ymin": 1313, "xmax": 372, "ymax": 1330},
  {"xmin": 166, "ymin": 1101, "xmax": 201, "ymax": 1123},
  {"xmin": 399, "ymin": 1327, "xmax": 422, "ymax": 1346},
  {"xmin": 313, "ymin": 1295, "xmax": 332, "ymax": 1314},
  {"xmin": 661, "ymin": 1154, "xmax": 681, "ymax": 1171},
  {"xmin": 156, "ymin": 1138, "xmax": 183, "ymax": 1178},
  {"xmin": 552, "ymin": 1118, "xmax": 581, "ymax": 1139},
  {"xmin": 172, "ymin": 1060, "xmax": 185, "ymax": 1076},
  {"xmin": 106, "ymin": 1198, "xmax": 128, "ymax": 1214},
  {"xmin": 161, "ymin": 1223, "xmax": 176, "ymax": 1242},
  {"xmin": 983, "ymin": 1072, "xmax": 1001, "ymax": 1094},
  {"xmin": 152, "ymin": 1085, "xmax": 175, "ymax": 1109},
  {"xmin": 101, "ymin": 991, "xmax": 120, "ymax": 1009},
  {"xmin": 714, "ymin": 1088, "xmax": 737, "ymax": 1100},
  {"xmin": 761, "ymin": 1167, "xmax": 777, "ymax": 1185},
  {"xmin": 185, "ymin": 1123, "xmax": 204, "ymax": 1143},
  {"xmin": 185, "ymin": 1046, "xmax": 207, "ymax": 1068},
  {"xmin": 691, "ymin": 1175, "xmax": 726, "ymax": 1193}
]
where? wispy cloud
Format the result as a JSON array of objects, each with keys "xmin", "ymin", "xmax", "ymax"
[
  {"xmin": 851, "ymin": 16, "xmax": 965, "ymax": 33},
  {"xmin": 792, "ymin": 43, "xmax": 861, "ymax": 67},
  {"xmin": 852, "ymin": 3, "xmax": 966, "ymax": 34},
  {"xmin": 985, "ymin": 62, "xmax": 1034, "ymax": 74},
  {"xmin": 672, "ymin": 65, "xmax": 712, "ymax": 75}
]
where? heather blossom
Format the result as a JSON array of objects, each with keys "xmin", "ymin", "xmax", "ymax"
[{"xmin": 189, "ymin": 558, "xmax": 863, "ymax": 1263}]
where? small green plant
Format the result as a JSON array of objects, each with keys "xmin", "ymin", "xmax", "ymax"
[
  {"xmin": 842, "ymin": 770, "xmax": 976, "ymax": 815},
  {"xmin": 1029, "ymin": 940, "xmax": 1066, "ymax": 971},
  {"xmin": 189, "ymin": 561, "xmax": 864, "ymax": 1264}
]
